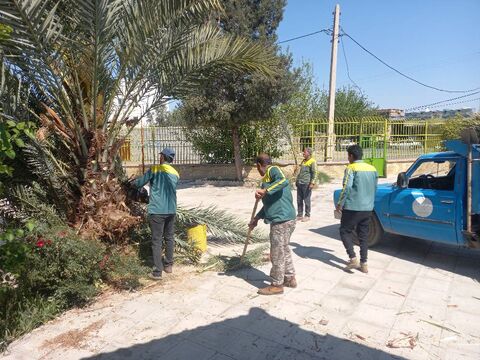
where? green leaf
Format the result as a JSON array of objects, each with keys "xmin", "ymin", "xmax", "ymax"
[
  {"xmin": 26, "ymin": 221, "xmax": 36, "ymax": 232},
  {"xmin": 15, "ymin": 138, "xmax": 25, "ymax": 147},
  {"xmin": 4, "ymin": 148, "xmax": 16, "ymax": 159}
]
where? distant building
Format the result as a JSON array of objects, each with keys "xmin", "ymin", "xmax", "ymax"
[
  {"xmin": 377, "ymin": 108, "xmax": 405, "ymax": 120},
  {"xmin": 405, "ymin": 108, "xmax": 474, "ymax": 120}
]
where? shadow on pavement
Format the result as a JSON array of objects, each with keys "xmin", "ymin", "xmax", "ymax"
[
  {"xmin": 82, "ymin": 307, "xmax": 405, "ymax": 360},
  {"xmin": 218, "ymin": 265, "xmax": 271, "ymax": 289},
  {"xmin": 290, "ymin": 242, "xmax": 347, "ymax": 270},
  {"xmin": 311, "ymin": 224, "xmax": 480, "ymax": 282}
]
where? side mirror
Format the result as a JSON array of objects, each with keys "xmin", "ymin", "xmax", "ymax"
[{"xmin": 397, "ymin": 172, "xmax": 408, "ymax": 189}]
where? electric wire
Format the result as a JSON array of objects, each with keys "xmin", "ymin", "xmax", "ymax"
[
  {"xmin": 341, "ymin": 28, "xmax": 480, "ymax": 94},
  {"xmin": 278, "ymin": 29, "xmax": 330, "ymax": 44},
  {"xmin": 405, "ymin": 90, "xmax": 480, "ymax": 111},
  {"xmin": 407, "ymin": 97, "xmax": 480, "ymax": 112},
  {"xmin": 340, "ymin": 35, "xmax": 363, "ymax": 93}
]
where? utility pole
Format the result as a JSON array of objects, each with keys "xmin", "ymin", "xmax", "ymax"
[{"xmin": 326, "ymin": 4, "xmax": 340, "ymax": 162}]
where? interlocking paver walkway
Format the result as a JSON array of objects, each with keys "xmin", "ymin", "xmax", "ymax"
[{"xmin": 2, "ymin": 181, "xmax": 480, "ymax": 360}]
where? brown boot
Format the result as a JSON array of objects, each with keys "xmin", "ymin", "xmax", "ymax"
[
  {"xmin": 164, "ymin": 265, "xmax": 172, "ymax": 274},
  {"xmin": 257, "ymin": 285, "xmax": 284, "ymax": 295},
  {"xmin": 302, "ymin": 216, "xmax": 310, "ymax": 222},
  {"xmin": 360, "ymin": 262, "xmax": 368, "ymax": 274},
  {"xmin": 344, "ymin": 257, "xmax": 360, "ymax": 271},
  {"xmin": 283, "ymin": 276, "xmax": 297, "ymax": 288},
  {"xmin": 296, "ymin": 215, "xmax": 303, "ymax": 221}
]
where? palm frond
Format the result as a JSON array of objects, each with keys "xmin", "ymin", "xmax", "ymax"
[
  {"xmin": 11, "ymin": 183, "xmax": 62, "ymax": 224},
  {"xmin": 176, "ymin": 206, "xmax": 268, "ymax": 244},
  {"xmin": 22, "ymin": 141, "xmax": 78, "ymax": 217}
]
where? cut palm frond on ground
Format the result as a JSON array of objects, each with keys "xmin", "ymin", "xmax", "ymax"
[
  {"xmin": 200, "ymin": 244, "xmax": 269, "ymax": 272},
  {"xmin": 129, "ymin": 204, "xmax": 268, "ymax": 266},
  {"xmin": 176, "ymin": 206, "xmax": 268, "ymax": 244}
]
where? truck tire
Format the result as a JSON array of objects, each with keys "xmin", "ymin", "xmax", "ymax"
[{"xmin": 353, "ymin": 213, "xmax": 383, "ymax": 247}]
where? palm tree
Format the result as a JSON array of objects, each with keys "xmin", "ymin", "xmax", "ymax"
[{"xmin": 0, "ymin": 0, "xmax": 275, "ymax": 239}]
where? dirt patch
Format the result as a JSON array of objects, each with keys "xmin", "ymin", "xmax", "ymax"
[{"xmin": 42, "ymin": 319, "xmax": 105, "ymax": 350}]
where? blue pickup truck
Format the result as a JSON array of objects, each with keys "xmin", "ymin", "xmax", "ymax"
[{"xmin": 334, "ymin": 139, "xmax": 480, "ymax": 248}]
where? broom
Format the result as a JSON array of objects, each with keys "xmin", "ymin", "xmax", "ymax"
[{"xmin": 240, "ymin": 198, "xmax": 260, "ymax": 262}]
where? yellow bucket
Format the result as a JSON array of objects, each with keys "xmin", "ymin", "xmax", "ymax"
[{"xmin": 187, "ymin": 224, "xmax": 207, "ymax": 252}]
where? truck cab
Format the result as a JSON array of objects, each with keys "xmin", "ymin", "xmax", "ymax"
[{"xmin": 334, "ymin": 140, "xmax": 480, "ymax": 248}]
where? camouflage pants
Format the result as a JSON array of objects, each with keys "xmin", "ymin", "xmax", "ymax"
[{"xmin": 269, "ymin": 220, "xmax": 296, "ymax": 286}]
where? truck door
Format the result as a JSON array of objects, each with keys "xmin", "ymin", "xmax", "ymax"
[{"xmin": 388, "ymin": 158, "xmax": 458, "ymax": 244}]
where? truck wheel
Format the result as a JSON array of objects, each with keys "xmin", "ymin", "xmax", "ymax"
[{"xmin": 353, "ymin": 213, "xmax": 383, "ymax": 247}]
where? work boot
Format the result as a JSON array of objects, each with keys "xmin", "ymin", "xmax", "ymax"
[
  {"xmin": 360, "ymin": 262, "xmax": 368, "ymax": 274},
  {"xmin": 257, "ymin": 285, "xmax": 284, "ymax": 295},
  {"xmin": 302, "ymin": 216, "xmax": 310, "ymax": 222},
  {"xmin": 344, "ymin": 257, "xmax": 360, "ymax": 271},
  {"xmin": 164, "ymin": 264, "xmax": 173, "ymax": 274},
  {"xmin": 284, "ymin": 276, "xmax": 297, "ymax": 288},
  {"xmin": 148, "ymin": 272, "xmax": 162, "ymax": 281}
]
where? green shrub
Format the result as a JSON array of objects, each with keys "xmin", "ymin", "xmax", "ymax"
[
  {"xmin": 0, "ymin": 225, "xmax": 105, "ymax": 349},
  {"xmin": 25, "ymin": 228, "xmax": 105, "ymax": 308},
  {"xmin": 186, "ymin": 121, "xmax": 285, "ymax": 165},
  {"xmin": 101, "ymin": 248, "xmax": 149, "ymax": 291},
  {"xmin": 440, "ymin": 116, "xmax": 480, "ymax": 141}
]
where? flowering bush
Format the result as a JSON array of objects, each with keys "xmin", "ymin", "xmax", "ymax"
[{"xmin": 1, "ymin": 225, "xmax": 105, "ymax": 348}]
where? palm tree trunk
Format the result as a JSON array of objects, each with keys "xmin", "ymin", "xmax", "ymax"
[{"xmin": 232, "ymin": 125, "xmax": 243, "ymax": 181}]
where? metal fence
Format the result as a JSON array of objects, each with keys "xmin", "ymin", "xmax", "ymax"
[
  {"xmin": 281, "ymin": 118, "xmax": 444, "ymax": 162},
  {"xmin": 120, "ymin": 118, "xmax": 445, "ymax": 165}
]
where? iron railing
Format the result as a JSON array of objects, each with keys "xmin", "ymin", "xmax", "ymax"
[{"xmin": 120, "ymin": 118, "xmax": 445, "ymax": 165}]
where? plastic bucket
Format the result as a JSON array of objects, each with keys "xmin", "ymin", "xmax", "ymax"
[{"xmin": 187, "ymin": 224, "xmax": 207, "ymax": 252}]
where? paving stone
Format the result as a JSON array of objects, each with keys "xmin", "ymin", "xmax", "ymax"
[
  {"xmin": 188, "ymin": 324, "xmax": 281, "ymax": 360},
  {"xmin": 371, "ymin": 279, "xmax": 412, "ymax": 296},
  {"xmin": 409, "ymin": 276, "xmax": 452, "ymax": 294},
  {"xmin": 351, "ymin": 303, "xmax": 399, "ymax": 329},
  {"xmin": 361, "ymin": 290, "xmax": 406, "ymax": 311},
  {"xmin": 160, "ymin": 339, "xmax": 217, "ymax": 360}
]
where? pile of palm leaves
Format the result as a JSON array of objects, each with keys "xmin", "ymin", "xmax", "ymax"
[{"xmin": 129, "ymin": 202, "xmax": 268, "ymax": 265}]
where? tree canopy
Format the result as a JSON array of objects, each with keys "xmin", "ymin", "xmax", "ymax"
[{"xmin": 175, "ymin": 0, "xmax": 299, "ymax": 179}]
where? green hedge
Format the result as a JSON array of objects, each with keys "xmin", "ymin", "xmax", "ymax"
[{"xmin": 0, "ymin": 223, "xmax": 147, "ymax": 349}]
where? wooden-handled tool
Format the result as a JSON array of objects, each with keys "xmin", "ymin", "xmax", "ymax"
[{"xmin": 240, "ymin": 198, "xmax": 260, "ymax": 261}]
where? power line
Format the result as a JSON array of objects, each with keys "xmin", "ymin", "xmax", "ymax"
[
  {"xmin": 405, "ymin": 90, "xmax": 480, "ymax": 111},
  {"xmin": 341, "ymin": 28, "xmax": 480, "ymax": 94},
  {"xmin": 340, "ymin": 35, "xmax": 362, "ymax": 93},
  {"xmin": 278, "ymin": 29, "xmax": 330, "ymax": 44},
  {"xmin": 424, "ymin": 97, "xmax": 480, "ymax": 110}
]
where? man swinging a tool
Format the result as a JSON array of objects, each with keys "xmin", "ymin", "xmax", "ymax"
[{"xmin": 249, "ymin": 153, "xmax": 297, "ymax": 295}]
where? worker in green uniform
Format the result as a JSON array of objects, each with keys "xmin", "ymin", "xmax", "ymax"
[
  {"xmin": 249, "ymin": 153, "xmax": 297, "ymax": 295},
  {"xmin": 296, "ymin": 147, "xmax": 317, "ymax": 222},
  {"xmin": 133, "ymin": 147, "xmax": 179, "ymax": 280}
]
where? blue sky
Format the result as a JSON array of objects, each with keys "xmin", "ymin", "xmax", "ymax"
[{"xmin": 277, "ymin": 0, "xmax": 480, "ymax": 112}]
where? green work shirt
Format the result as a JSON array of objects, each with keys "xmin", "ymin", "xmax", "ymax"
[
  {"xmin": 134, "ymin": 164, "xmax": 179, "ymax": 215},
  {"xmin": 296, "ymin": 157, "xmax": 317, "ymax": 185},
  {"xmin": 256, "ymin": 166, "xmax": 296, "ymax": 224},
  {"xmin": 337, "ymin": 160, "xmax": 378, "ymax": 211}
]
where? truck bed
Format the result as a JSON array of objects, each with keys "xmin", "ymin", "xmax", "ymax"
[{"xmin": 445, "ymin": 140, "xmax": 480, "ymax": 215}]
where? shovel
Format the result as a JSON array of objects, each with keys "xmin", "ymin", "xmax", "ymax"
[{"xmin": 240, "ymin": 198, "xmax": 260, "ymax": 262}]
